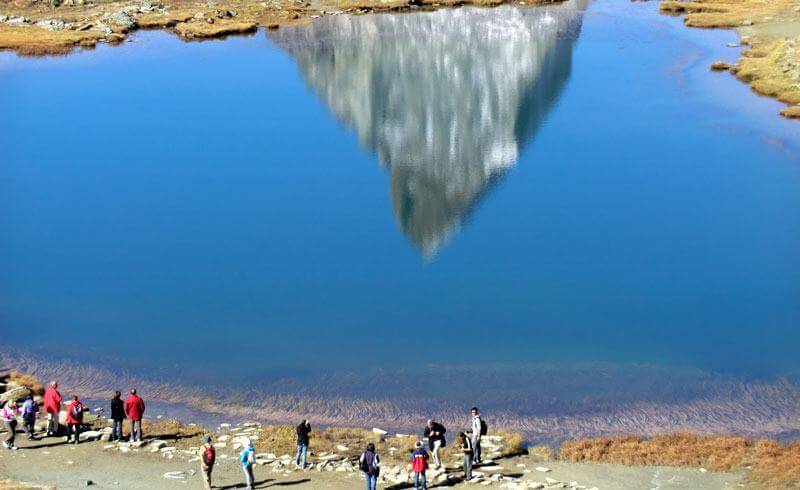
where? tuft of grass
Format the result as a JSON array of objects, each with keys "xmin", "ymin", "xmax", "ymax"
[
  {"xmin": 6, "ymin": 371, "xmax": 44, "ymax": 396},
  {"xmin": 140, "ymin": 419, "xmax": 208, "ymax": 449}
]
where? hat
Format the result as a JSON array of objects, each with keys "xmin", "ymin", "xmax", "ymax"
[{"xmin": 204, "ymin": 435, "xmax": 212, "ymax": 444}]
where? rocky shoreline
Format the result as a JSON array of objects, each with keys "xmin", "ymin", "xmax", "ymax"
[
  {"xmin": 0, "ymin": 0, "xmax": 798, "ymax": 119},
  {"xmin": 0, "ymin": 0, "xmax": 562, "ymax": 55}
]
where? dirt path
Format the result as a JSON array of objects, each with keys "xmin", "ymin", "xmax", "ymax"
[{"xmin": 0, "ymin": 435, "xmax": 744, "ymax": 489}]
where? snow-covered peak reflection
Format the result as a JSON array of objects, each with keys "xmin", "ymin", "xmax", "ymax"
[{"xmin": 271, "ymin": 3, "xmax": 586, "ymax": 256}]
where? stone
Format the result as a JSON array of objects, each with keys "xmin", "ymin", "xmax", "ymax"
[
  {"xmin": 335, "ymin": 445, "xmax": 349, "ymax": 451},
  {"xmin": 108, "ymin": 11, "xmax": 136, "ymax": 29},
  {"xmin": 545, "ymin": 477, "xmax": 560, "ymax": 484},
  {"xmin": 84, "ymin": 481, "xmax": 94, "ymax": 486},
  {"xmin": 118, "ymin": 446, "xmax": 131, "ymax": 453},
  {"xmin": 535, "ymin": 467, "xmax": 551, "ymax": 473},
  {"xmin": 527, "ymin": 483, "xmax": 545, "ymax": 489},
  {"xmin": 163, "ymin": 471, "xmax": 186, "ymax": 479},
  {"xmin": 5, "ymin": 17, "xmax": 29, "ymax": 26},
  {"xmin": 0, "ymin": 15, "xmax": 8, "ymax": 22},
  {"xmin": 78, "ymin": 430, "xmax": 103, "ymax": 442},
  {"xmin": 149, "ymin": 440, "xmax": 167, "ymax": 451},
  {"xmin": 372, "ymin": 427, "xmax": 388, "ymax": 438},
  {"xmin": 130, "ymin": 440, "xmax": 147, "ymax": 448}
]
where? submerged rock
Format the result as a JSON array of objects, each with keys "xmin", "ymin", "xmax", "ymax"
[{"xmin": 710, "ymin": 61, "xmax": 732, "ymax": 71}]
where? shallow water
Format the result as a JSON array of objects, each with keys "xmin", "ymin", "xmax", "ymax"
[{"xmin": 2, "ymin": 0, "xmax": 800, "ymax": 439}]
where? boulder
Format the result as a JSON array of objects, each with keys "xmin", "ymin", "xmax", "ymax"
[
  {"xmin": 107, "ymin": 10, "xmax": 136, "ymax": 29},
  {"xmin": 36, "ymin": 19, "xmax": 66, "ymax": 31}
]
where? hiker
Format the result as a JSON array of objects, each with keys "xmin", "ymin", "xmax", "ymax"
[
  {"xmin": 65, "ymin": 395, "xmax": 84, "ymax": 444},
  {"xmin": 200, "ymin": 435, "xmax": 216, "ymax": 490},
  {"xmin": 423, "ymin": 419, "xmax": 446, "ymax": 469},
  {"xmin": 410, "ymin": 440, "xmax": 429, "ymax": 490},
  {"xmin": 110, "ymin": 391, "xmax": 125, "ymax": 442},
  {"xmin": 459, "ymin": 431, "xmax": 474, "ymax": 480},
  {"xmin": 43, "ymin": 381, "xmax": 62, "ymax": 436},
  {"xmin": 470, "ymin": 407, "xmax": 483, "ymax": 464},
  {"xmin": 1, "ymin": 400, "xmax": 20, "ymax": 449},
  {"xmin": 240, "ymin": 439, "xmax": 256, "ymax": 490},
  {"xmin": 295, "ymin": 419, "xmax": 311, "ymax": 468},
  {"xmin": 359, "ymin": 442, "xmax": 380, "ymax": 490},
  {"xmin": 21, "ymin": 395, "xmax": 39, "ymax": 440},
  {"xmin": 124, "ymin": 388, "xmax": 145, "ymax": 442}
]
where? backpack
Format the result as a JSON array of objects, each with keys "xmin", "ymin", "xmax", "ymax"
[
  {"xmin": 203, "ymin": 446, "xmax": 216, "ymax": 466},
  {"xmin": 360, "ymin": 451, "xmax": 376, "ymax": 474},
  {"xmin": 480, "ymin": 419, "xmax": 488, "ymax": 436},
  {"xmin": 72, "ymin": 404, "xmax": 83, "ymax": 417}
]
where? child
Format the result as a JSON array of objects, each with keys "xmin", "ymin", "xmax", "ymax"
[
  {"xmin": 65, "ymin": 395, "xmax": 85, "ymax": 444},
  {"xmin": 459, "ymin": 431, "xmax": 474, "ymax": 480},
  {"xmin": 410, "ymin": 440, "xmax": 430, "ymax": 490}
]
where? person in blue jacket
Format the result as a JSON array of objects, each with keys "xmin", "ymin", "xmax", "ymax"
[{"xmin": 240, "ymin": 439, "xmax": 256, "ymax": 489}]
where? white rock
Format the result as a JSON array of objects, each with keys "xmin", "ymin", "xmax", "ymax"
[
  {"xmin": 535, "ymin": 467, "xmax": 551, "ymax": 473},
  {"xmin": 545, "ymin": 477, "xmax": 560, "ymax": 484},
  {"xmin": 335, "ymin": 445, "xmax": 349, "ymax": 451},
  {"xmin": 163, "ymin": 471, "xmax": 186, "ymax": 480}
]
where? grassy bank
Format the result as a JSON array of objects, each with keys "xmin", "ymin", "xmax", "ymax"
[
  {"xmin": 560, "ymin": 433, "xmax": 800, "ymax": 488},
  {"xmin": 659, "ymin": 0, "xmax": 800, "ymax": 119},
  {"xmin": 0, "ymin": 0, "xmax": 564, "ymax": 56}
]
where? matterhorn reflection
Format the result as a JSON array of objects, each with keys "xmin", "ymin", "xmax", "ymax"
[{"xmin": 270, "ymin": 2, "xmax": 586, "ymax": 256}]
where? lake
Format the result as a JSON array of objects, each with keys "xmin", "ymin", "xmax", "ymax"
[{"xmin": 2, "ymin": 0, "xmax": 799, "ymax": 441}]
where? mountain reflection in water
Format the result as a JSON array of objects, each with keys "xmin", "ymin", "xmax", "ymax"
[{"xmin": 271, "ymin": 2, "xmax": 587, "ymax": 255}]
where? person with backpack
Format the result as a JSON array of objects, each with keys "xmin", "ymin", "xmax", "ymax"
[
  {"xmin": 110, "ymin": 391, "xmax": 125, "ymax": 442},
  {"xmin": 200, "ymin": 435, "xmax": 216, "ymax": 490},
  {"xmin": 21, "ymin": 396, "xmax": 39, "ymax": 440},
  {"xmin": 65, "ymin": 395, "xmax": 84, "ymax": 444},
  {"xmin": 459, "ymin": 431, "xmax": 474, "ymax": 480},
  {"xmin": 124, "ymin": 388, "xmax": 145, "ymax": 442},
  {"xmin": 295, "ymin": 419, "xmax": 311, "ymax": 468},
  {"xmin": 423, "ymin": 419, "xmax": 446, "ymax": 469},
  {"xmin": 240, "ymin": 439, "xmax": 256, "ymax": 490},
  {"xmin": 1, "ymin": 400, "xmax": 20, "ymax": 449},
  {"xmin": 359, "ymin": 442, "xmax": 380, "ymax": 490},
  {"xmin": 470, "ymin": 407, "xmax": 484, "ymax": 464},
  {"xmin": 43, "ymin": 381, "xmax": 62, "ymax": 437},
  {"xmin": 410, "ymin": 440, "xmax": 429, "ymax": 490}
]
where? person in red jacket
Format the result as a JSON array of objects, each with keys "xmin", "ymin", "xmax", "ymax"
[
  {"xmin": 124, "ymin": 388, "xmax": 145, "ymax": 442},
  {"xmin": 200, "ymin": 435, "xmax": 216, "ymax": 490},
  {"xmin": 410, "ymin": 440, "xmax": 429, "ymax": 490},
  {"xmin": 65, "ymin": 395, "xmax": 84, "ymax": 444},
  {"xmin": 43, "ymin": 381, "xmax": 62, "ymax": 437}
]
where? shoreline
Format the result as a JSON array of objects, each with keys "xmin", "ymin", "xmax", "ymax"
[
  {"xmin": 2, "ymin": 372, "xmax": 796, "ymax": 488},
  {"xmin": 0, "ymin": 0, "xmax": 798, "ymax": 118},
  {"xmin": 3, "ymin": 351, "xmax": 799, "ymax": 447}
]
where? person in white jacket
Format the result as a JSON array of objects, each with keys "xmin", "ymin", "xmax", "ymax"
[
  {"xmin": 470, "ymin": 407, "xmax": 482, "ymax": 464},
  {"xmin": 2, "ymin": 400, "xmax": 21, "ymax": 450}
]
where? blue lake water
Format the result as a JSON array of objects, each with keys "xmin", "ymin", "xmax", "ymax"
[{"xmin": 2, "ymin": 0, "xmax": 800, "ymax": 438}]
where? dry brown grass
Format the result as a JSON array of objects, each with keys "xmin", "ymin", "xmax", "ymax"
[
  {"xmin": 173, "ymin": 20, "xmax": 257, "ymax": 39},
  {"xmin": 140, "ymin": 419, "xmax": 208, "ymax": 449},
  {"xmin": 6, "ymin": 371, "xmax": 45, "ymax": 396},
  {"xmin": 659, "ymin": 0, "xmax": 800, "ymax": 119},
  {"xmin": 559, "ymin": 433, "xmax": 800, "ymax": 488}
]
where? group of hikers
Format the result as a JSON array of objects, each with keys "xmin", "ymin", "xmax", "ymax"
[
  {"xmin": 1, "ymin": 381, "xmax": 146, "ymax": 449},
  {"xmin": 2, "ymin": 380, "xmax": 489, "ymax": 490}
]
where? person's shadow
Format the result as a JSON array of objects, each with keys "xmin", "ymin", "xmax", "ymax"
[{"xmin": 218, "ymin": 479, "xmax": 310, "ymax": 489}]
